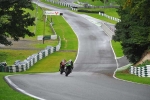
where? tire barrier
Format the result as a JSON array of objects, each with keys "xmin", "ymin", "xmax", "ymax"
[
  {"xmin": 71, "ymin": 7, "xmax": 78, "ymax": 11},
  {"xmin": 0, "ymin": 62, "xmax": 7, "ymax": 72},
  {"xmin": 37, "ymin": 35, "xmax": 58, "ymax": 40},
  {"xmin": 1, "ymin": 33, "xmax": 61, "ymax": 73},
  {"xmin": 44, "ymin": 0, "xmax": 78, "ymax": 11},
  {"xmin": 130, "ymin": 66, "xmax": 150, "ymax": 77},
  {"xmin": 99, "ymin": 12, "xmax": 121, "ymax": 22},
  {"xmin": 45, "ymin": 0, "xmax": 71, "ymax": 8}
]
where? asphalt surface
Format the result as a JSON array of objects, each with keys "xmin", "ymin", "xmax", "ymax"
[
  {"xmin": 7, "ymin": 73, "xmax": 150, "ymax": 100},
  {"xmin": 5, "ymin": 0, "xmax": 150, "ymax": 100}
]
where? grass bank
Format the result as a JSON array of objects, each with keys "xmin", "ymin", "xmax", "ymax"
[
  {"xmin": 111, "ymin": 40, "xmax": 123, "ymax": 57},
  {"xmin": 27, "ymin": 16, "xmax": 78, "ymax": 72},
  {"xmin": 115, "ymin": 70, "xmax": 150, "ymax": 85},
  {"xmin": 41, "ymin": 0, "xmax": 67, "ymax": 9},
  {"xmin": 78, "ymin": 0, "xmax": 118, "ymax": 6},
  {"xmin": 0, "ymin": 3, "xmax": 78, "ymax": 100},
  {"xmin": 0, "ymin": 73, "xmax": 36, "ymax": 100},
  {"xmin": 0, "ymin": 4, "xmax": 58, "ymax": 65}
]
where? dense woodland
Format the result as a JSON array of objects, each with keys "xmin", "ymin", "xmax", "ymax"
[{"xmin": 113, "ymin": 0, "xmax": 150, "ymax": 64}]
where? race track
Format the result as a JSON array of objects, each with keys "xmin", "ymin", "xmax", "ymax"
[{"xmin": 5, "ymin": 0, "xmax": 150, "ymax": 100}]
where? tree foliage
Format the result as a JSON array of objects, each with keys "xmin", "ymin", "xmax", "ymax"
[
  {"xmin": 0, "ymin": 0, "xmax": 35, "ymax": 46},
  {"xmin": 100, "ymin": 0, "xmax": 109, "ymax": 3},
  {"xmin": 113, "ymin": 0, "xmax": 150, "ymax": 64}
]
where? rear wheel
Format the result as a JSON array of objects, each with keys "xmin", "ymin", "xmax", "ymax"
[
  {"xmin": 60, "ymin": 67, "xmax": 64, "ymax": 74},
  {"xmin": 60, "ymin": 70, "xmax": 63, "ymax": 74}
]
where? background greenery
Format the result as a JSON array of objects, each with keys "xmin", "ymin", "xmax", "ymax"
[
  {"xmin": 0, "ymin": 3, "xmax": 78, "ymax": 100},
  {"xmin": 0, "ymin": 0, "xmax": 150, "ymax": 100}
]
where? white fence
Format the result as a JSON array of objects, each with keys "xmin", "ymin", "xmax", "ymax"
[
  {"xmin": 45, "ymin": 0, "xmax": 78, "ymax": 11},
  {"xmin": 99, "ymin": 12, "xmax": 121, "ymax": 22},
  {"xmin": 130, "ymin": 66, "xmax": 150, "ymax": 77},
  {"xmin": 45, "ymin": 0, "xmax": 71, "ymax": 7},
  {"xmin": 8, "ymin": 36, "xmax": 61, "ymax": 73},
  {"xmin": 7, "ymin": 36, "xmax": 61, "ymax": 73}
]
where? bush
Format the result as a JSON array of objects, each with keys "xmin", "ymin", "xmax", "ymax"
[
  {"xmin": 77, "ymin": 9, "xmax": 104, "ymax": 13},
  {"xmin": 137, "ymin": 60, "xmax": 150, "ymax": 67}
]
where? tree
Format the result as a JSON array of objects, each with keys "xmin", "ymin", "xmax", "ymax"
[
  {"xmin": 113, "ymin": 0, "xmax": 150, "ymax": 64},
  {"xmin": 0, "ymin": 0, "xmax": 35, "ymax": 46}
]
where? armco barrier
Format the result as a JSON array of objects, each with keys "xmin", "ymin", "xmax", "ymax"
[
  {"xmin": 2, "ymin": 30, "xmax": 61, "ymax": 72},
  {"xmin": 130, "ymin": 66, "xmax": 150, "ymax": 77},
  {"xmin": 101, "ymin": 22, "xmax": 115, "ymax": 39},
  {"xmin": 45, "ymin": 0, "xmax": 78, "ymax": 11},
  {"xmin": 6, "ymin": 43, "xmax": 60, "ymax": 73}
]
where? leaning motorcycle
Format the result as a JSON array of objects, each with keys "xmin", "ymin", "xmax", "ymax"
[
  {"xmin": 60, "ymin": 65, "xmax": 65, "ymax": 74},
  {"xmin": 65, "ymin": 63, "xmax": 72, "ymax": 77}
]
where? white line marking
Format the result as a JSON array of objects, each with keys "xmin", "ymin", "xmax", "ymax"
[
  {"xmin": 62, "ymin": 16, "xmax": 79, "ymax": 64},
  {"xmin": 5, "ymin": 75, "xmax": 46, "ymax": 100}
]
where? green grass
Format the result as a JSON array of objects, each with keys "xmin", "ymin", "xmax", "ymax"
[
  {"xmin": 78, "ymin": 0, "xmax": 118, "ymax": 6},
  {"xmin": 0, "ymin": 73, "xmax": 36, "ymax": 100},
  {"xmin": 41, "ymin": 0, "xmax": 119, "ymax": 25},
  {"xmin": 26, "ymin": 16, "xmax": 78, "ymax": 72},
  {"xmin": 1, "ymin": 1, "xmax": 149, "ymax": 100},
  {"xmin": 34, "ymin": 40, "xmax": 58, "ymax": 48},
  {"xmin": 86, "ymin": 13, "xmax": 117, "ymax": 24},
  {"xmin": 34, "ymin": 6, "xmax": 54, "ymax": 36},
  {"xmin": 0, "ymin": 4, "xmax": 60, "ymax": 65},
  {"xmin": 26, "ymin": 4, "xmax": 54, "ymax": 38},
  {"xmin": 52, "ymin": 16, "xmax": 78, "ymax": 50},
  {"xmin": 111, "ymin": 40, "xmax": 123, "ymax": 57},
  {"xmin": 103, "ymin": 8, "xmax": 119, "ymax": 18},
  {"xmin": 40, "ymin": 0, "xmax": 68, "ymax": 9},
  {"xmin": 136, "ymin": 60, "xmax": 150, "ymax": 67},
  {"xmin": 77, "ymin": 0, "xmax": 150, "ymax": 85},
  {"xmin": 0, "ymin": 49, "xmax": 40, "ymax": 65},
  {"xmin": 115, "ymin": 71, "xmax": 150, "ymax": 85},
  {"xmin": 27, "ymin": 52, "xmax": 77, "ymax": 72},
  {"xmin": 79, "ymin": 0, "xmax": 104, "ymax": 6},
  {"xmin": 0, "ymin": 3, "xmax": 78, "ymax": 100}
]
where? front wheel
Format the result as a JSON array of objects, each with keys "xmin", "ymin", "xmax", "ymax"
[
  {"xmin": 65, "ymin": 68, "xmax": 71, "ymax": 77},
  {"xmin": 65, "ymin": 68, "xmax": 69, "ymax": 76}
]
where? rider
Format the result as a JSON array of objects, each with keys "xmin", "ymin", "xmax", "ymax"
[
  {"xmin": 69, "ymin": 59, "xmax": 73, "ymax": 70},
  {"xmin": 66, "ymin": 59, "xmax": 74, "ymax": 72},
  {"xmin": 59, "ymin": 59, "xmax": 66, "ymax": 71}
]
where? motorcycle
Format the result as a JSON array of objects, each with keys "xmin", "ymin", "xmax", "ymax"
[
  {"xmin": 60, "ymin": 65, "xmax": 65, "ymax": 74},
  {"xmin": 65, "ymin": 63, "xmax": 72, "ymax": 77}
]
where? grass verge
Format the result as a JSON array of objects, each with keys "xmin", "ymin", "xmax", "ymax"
[
  {"xmin": 0, "ymin": 73, "xmax": 36, "ymax": 100},
  {"xmin": 40, "ymin": 0, "xmax": 68, "ymax": 9},
  {"xmin": 1, "ymin": 1, "xmax": 149, "ymax": 100},
  {"xmin": 27, "ymin": 52, "xmax": 77, "ymax": 72},
  {"xmin": 0, "ymin": 49, "xmax": 40, "ymax": 65},
  {"xmin": 0, "ymin": 4, "xmax": 59, "ymax": 65},
  {"xmin": 111, "ymin": 40, "xmax": 123, "ymax": 57},
  {"xmin": 115, "ymin": 70, "xmax": 150, "ymax": 85},
  {"xmin": 0, "ymin": 3, "xmax": 78, "ymax": 100},
  {"xmin": 27, "ymin": 16, "xmax": 78, "ymax": 72}
]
